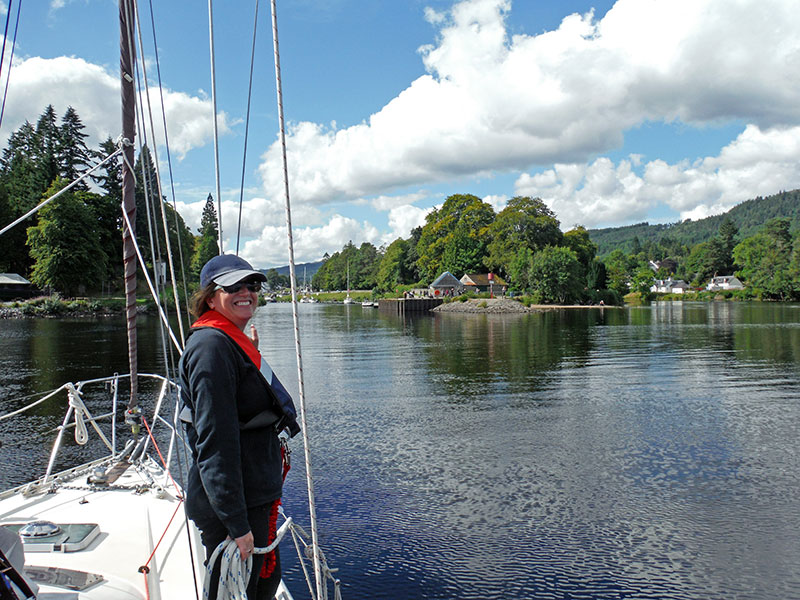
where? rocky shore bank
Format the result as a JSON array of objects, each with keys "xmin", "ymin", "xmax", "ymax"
[
  {"xmin": 432, "ymin": 298, "xmax": 613, "ymax": 313},
  {"xmin": 432, "ymin": 298, "xmax": 537, "ymax": 313}
]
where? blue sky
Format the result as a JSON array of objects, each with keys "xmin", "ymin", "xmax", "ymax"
[{"xmin": 1, "ymin": 0, "xmax": 799, "ymax": 268}]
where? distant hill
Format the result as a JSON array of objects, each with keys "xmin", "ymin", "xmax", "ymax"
[
  {"xmin": 588, "ymin": 189, "xmax": 800, "ymax": 256},
  {"xmin": 260, "ymin": 260, "xmax": 325, "ymax": 280}
]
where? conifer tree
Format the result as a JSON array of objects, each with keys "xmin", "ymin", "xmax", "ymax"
[
  {"xmin": 192, "ymin": 193, "xmax": 220, "ymax": 277},
  {"xmin": 33, "ymin": 105, "xmax": 60, "ymax": 192},
  {"xmin": 58, "ymin": 106, "xmax": 91, "ymax": 187},
  {"xmin": 93, "ymin": 138, "xmax": 124, "ymax": 288}
]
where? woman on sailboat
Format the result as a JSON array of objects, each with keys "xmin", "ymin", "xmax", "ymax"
[{"xmin": 179, "ymin": 254, "xmax": 300, "ymax": 599}]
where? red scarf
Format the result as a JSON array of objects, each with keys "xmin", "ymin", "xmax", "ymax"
[{"xmin": 192, "ymin": 310, "xmax": 260, "ymax": 366}]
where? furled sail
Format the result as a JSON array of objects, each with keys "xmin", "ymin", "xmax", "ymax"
[{"xmin": 120, "ymin": 0, "xmax": 138, "ymax": 408}]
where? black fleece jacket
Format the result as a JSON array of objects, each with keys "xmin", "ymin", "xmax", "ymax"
[{"xmin": 179, "ymin": 327, "xmax": 284, "ymax": 538}]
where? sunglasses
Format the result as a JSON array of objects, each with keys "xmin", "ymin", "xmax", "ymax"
[{"xmin": 216, "ymin": 280, "xmax": 262, "ymax": 294}]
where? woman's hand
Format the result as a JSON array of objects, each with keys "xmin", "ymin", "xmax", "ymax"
[
  {"xmin": 249, "ymin": 324, "xmax": 260, "ymax": 350},
  {"xmin": 234, "ymin": 531, "xmax": 255, "ymax": 561}
]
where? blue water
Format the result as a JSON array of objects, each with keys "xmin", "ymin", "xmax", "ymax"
[{"xmin": 2, "ymin": 301, "xmax": 800, "ymax": 599}]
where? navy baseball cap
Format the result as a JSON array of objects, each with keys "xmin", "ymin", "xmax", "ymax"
[{"xmin": 200, "ymin": 254, "xmax": 267, "ymax": 288}]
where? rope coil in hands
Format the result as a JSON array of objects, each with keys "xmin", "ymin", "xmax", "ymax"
[{"xmin": 202, "ymin": 517, "xmax": 292, "ymax": 600}]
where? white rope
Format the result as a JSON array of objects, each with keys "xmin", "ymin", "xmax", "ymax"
[
  {"xmin": 207, "ymin": 0, "xmax": 223, "ymax": 253},
  {"xmin": 68, "ymin": 389, "xmax": 89, "ymax": 445},
  {"xmin": 65, "ymin": 383, "xmax": 113, "ymax": 451},
  {"xmin": 269, "ymin": 1, "xmax": 325, "ymax": 597},
  {"xmin": 202, "ymin": 518, "xmax": 292, "ymax": 600}
]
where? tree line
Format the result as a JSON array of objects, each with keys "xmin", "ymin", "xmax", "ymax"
[
  {"xmin": 0, "ymin": 105, "xmax": 219, "ymax": 296},
  {"xmin": 590, "ymin": 189, "xmax": 800, "ymax": 255},
  {"xmin": 312, "ymin": 193, "xmax": 800, "ymax": 303},
  {"xmin": 313, "ymin": 194, "xmax": 611, "ymax": 304}
]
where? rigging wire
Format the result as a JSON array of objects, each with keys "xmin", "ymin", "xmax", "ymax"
[
  {"xmin": 119, "ymin": 193, "xmax": 183, "ymax": 356},
  {"xmin": 207, "ymin": 0, "xmax": 224, "ymax": 253},
  {"xmin": 128, "ymin": 21, "xmax": 169, "ymax": 372},
  {"xmin": 269, "ymin": 1, "xmax": 325, "ymax": 597},
  {"xmin": 131, "ymin": 0, "xmax": 186, "ymax": 348},
  {"xmin": 146, "ymin": 0, "xmax": 192, "ymax": 323},
  {"xmin": 235, "ymin": 0, "xmax": 260, "ymax": 256},
  {"xmin": 0, "ymin": 0, "xmax": 21, "ymax": 130},
  {"xmin": 0, "ymin": 0, "xmax": 12, "ymax": 82}
]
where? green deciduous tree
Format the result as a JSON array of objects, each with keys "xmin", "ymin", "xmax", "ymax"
[
  {"xmin": 604, "ymin": 249, "xmax": 633, "ymax": 297},
  {"xmin": 684, "ymin": 238, "xmax": 727, "ymax": 285},
  {"xmin": 631, "ymin": 266, "xmax": 655, "ymax": 297},
  {"xmin": 26, "ymin": 180, "xmax": 106, "ymax": 296},
  {"xmin": 312, "ymin": 241, "xmax": 383, "ymax": 291},
  {"xmin": 376, "ymin": 237, "xmax": 410, "ymax": 292},
  {"xmin": 403, "ymin": 226, "xmax": 422, "ymax": 284},
  {"xmin": 264, "ymin": 268, "xmax": 290, "ymax": 290},
  {"xmin": 416, "ymin": 194, "xmax": 495, "ymax": 283},
  {"xmin": 507, "ymin": 246, "xmax": 534, "ymax": 291},
  {"xmin": 563, "ymin": 225, "xmax": 597, "ymax": 290},
  {"xmin": 529, "ymin": 246, "xmax": 582, "ymax": 304},
  {"xmin": 483, "ymin": 196, "xmax": 562, "ymax": 277}
]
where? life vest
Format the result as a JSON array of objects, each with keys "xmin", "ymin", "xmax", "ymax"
[{"xmin": 181, "ymin": 310, "xmax": 300, "ymax": 437}]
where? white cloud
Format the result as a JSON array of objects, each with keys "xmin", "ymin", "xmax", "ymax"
[
  {"xmin": 368, "ymin": 192, "xmax": 428, "ymax": 212},
  {"xmin": 482, "ymin": 194, "xmax": 508, "ymax": 213},
  {"xmin": 515, "ymin": 125, "xmax": 800, "ymax": 229},
  {"xmin": 0, "ymin": 55, "xmax": 231, "ymax": 159},
  {"xmin": 240, "ymin": 214, "xmax": 381, "ymax": 268},
  {"xmin": 6, "ymin": 0, "xmax": 800, "ymax": 258},
  {"xmin": 385, "ymin": 204, "xmax": 432, "ymax": 243},
  {"xmin": 255, "ymin": 0, "xmax": 800, "ymax": 213}
]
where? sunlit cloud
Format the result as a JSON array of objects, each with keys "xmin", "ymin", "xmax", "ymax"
[
  {"xmin": 0, "ymin": 56, "xmax": 232, "ymax": 159},
  {"xmin": 515, "ymin": 125, "xmax": 800, "ymax": 229}
]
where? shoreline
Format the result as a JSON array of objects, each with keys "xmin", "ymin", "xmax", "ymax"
[{"xmin": 432, "ymin": 298, "xmax": 614, "ymax": 314}]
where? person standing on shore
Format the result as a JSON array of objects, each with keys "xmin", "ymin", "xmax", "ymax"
[{"xmin": 179, "ymin": 254, "xmax": 300, "ymax": 599}]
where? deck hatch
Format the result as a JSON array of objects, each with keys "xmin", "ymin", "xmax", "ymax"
[
  {"xmin": 4, "ymin": 523, "xmax": 100, "ymax": 553},
  {"xmin": 24, "ymin": 565, "xmax": 104, "ymax": 591}
]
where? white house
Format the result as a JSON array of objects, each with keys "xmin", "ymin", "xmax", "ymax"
[
  {"xmin": 706, "ymin": 275, "xmax": 744, "ymax": 291},
  {"xmin": 650, "ymin": 278, "xmax": 690, "ymax": 294}
]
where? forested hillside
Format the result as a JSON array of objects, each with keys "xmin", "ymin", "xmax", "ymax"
[{"xmin": 589, "ymin": 190, "xmax": 800, "ymax": 255}]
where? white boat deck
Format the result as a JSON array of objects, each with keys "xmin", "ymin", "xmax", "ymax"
[{"xmin": 0, "ymin": 456, "xmax": 204, "ymax": 599}]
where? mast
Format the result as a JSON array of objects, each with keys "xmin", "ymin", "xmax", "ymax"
[{"xmin": 120, "ymin": 0, "xmax": 138, "ymax": 408}]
